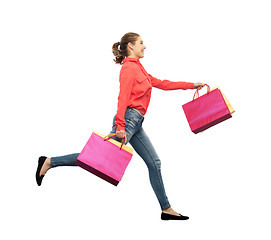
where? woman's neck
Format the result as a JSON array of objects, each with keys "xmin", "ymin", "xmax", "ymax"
[{"xmin": 127, "ymin": 54, "xmax": 139, "ymax": 59}]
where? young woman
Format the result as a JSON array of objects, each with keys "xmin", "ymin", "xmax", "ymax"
[{"xmin": 36, "ymin": 32, "xmax": 205, "ymax": 221}]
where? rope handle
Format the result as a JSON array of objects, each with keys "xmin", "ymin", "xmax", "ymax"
[
  {"xmin": 193, "ymin": 84, "xmax": 210, "ymax": 100},
  {"xmin": 104, "ymin": 133, "xmax": 127, "ymax": 150}
]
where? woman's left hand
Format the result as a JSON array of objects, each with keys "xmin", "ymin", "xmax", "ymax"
[
  {"xmin": 194, "ymin": 82, "xmax": 205, "ymax": 90},
  {"xmin": 116, "ymin": 130, "xmax": 126, "ymax": 139}
]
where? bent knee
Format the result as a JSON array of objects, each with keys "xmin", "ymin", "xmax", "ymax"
[{"xmin": 147, "ymin": 157, "xmax": 161, "ymax": 171}]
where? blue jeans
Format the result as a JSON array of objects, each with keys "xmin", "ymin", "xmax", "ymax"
[{"xmin": 51, "ymin": 107, "xmax": 171, "ymax": 210}]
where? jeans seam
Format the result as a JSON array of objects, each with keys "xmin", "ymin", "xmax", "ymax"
[{"xmin": 134, "ymin": 133, "xmax": 169, "ymax": 209}]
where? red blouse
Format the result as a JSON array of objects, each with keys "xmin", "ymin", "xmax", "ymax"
[{"xmin": 115, "ymin": 58, "xmax": 195, "ymax": 132}]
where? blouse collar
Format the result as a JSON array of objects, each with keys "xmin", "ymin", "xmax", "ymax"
[{"xmin": 123, "ymin": 57, "xmax": 149, "ymax": 76}]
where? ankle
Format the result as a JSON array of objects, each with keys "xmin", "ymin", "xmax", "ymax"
[
  {"xmin": 45, "ymin": 157, "xmax": 52, "ymax": 169},
  {"xmin": 162, "ymin": 207, "xmax": 172, "ymax": 213}
]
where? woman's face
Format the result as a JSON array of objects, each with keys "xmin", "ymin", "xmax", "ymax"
[{"xmin": 128, "ymin": 36, "xmax": 146, "ymax": 59}]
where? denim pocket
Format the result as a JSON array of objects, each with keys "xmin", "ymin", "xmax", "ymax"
[
  {"xmin": 112, "ymin": 108, "xmax": 144, "ymax": 133},
  {"xmin": 127, "ymin": 109, "xmax": 143, "ymax": 124}
]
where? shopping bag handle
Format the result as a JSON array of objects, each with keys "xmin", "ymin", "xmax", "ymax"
[
  {"xmin": 193, "ymin": 84, "xmax": 210, "ymax": 100},
  {"xmin": 104, "ymin": 133, "xmax": 127, "ymax": 150}
]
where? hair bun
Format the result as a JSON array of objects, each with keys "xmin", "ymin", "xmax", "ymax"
[{"xmin": 112, "ymin": 42, "xmax": 122, "ymax": 57}]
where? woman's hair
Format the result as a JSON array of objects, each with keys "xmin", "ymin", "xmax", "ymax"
[{"xmin": 112, "ymin": 32, "xmax": 140, "ymax": 64}]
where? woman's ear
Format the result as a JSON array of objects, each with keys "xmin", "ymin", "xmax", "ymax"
[{"xmin": 128, "ymin": 42, "xmax": 134, "ymax": 50}]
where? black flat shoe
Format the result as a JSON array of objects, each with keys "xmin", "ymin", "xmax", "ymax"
[
  {"xmin": 36, "ymin": 156, "xmax": 47, "ymax": 186},
  {"xmin": 161, "ymin": 212, "xmax": 189, "ymax": 220}
]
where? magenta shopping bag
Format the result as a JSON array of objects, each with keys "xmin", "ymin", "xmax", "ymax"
[
  {"xmin": 182, "ymin": 85, "xmax": 232, "ymax": 134},
  {"xmin": 76, "ymin": 131, "xmax": 133, "ymax": 186}
]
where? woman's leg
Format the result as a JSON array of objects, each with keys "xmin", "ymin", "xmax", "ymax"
[
  {"xmin": 129, "ymin": 127, "xmax": 171, "ymax": 211},
  {"xmin": 39, "ymin": 153, "xmax": 79, "ymax": 177},
  {"xmin": 50, "ymin": 153, "xmax": 79, "ymax": 168}
]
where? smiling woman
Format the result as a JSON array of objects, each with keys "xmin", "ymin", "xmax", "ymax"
[
  {"xmin": 112, "ymin": 32, "xmax": 146, "ymax": 64},
  {"xmin": 36, "ymin": 31, "xmax": 205, "ymax": 221}
]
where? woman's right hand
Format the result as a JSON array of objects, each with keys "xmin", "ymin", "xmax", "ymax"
[
  {"xmin": 116, "ymin": 130, "xmax": 126, "ymax": 139},
  {"xmin": 194, "ymin": 82, "xmax": 205, "ymax": 90}
]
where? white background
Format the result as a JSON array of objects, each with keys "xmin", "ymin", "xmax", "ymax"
[{"xmin": 1, "ymin": 0, "xmax": 270, "ymax": 239}]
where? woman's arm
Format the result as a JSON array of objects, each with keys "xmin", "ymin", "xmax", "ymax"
[
  {"xmin": 149, "ymin": 74, "xmax": 203, "ymax": 90},
  {"xmin": 114, "ymin": 65, "xmax": 135, "ymax": 134}
]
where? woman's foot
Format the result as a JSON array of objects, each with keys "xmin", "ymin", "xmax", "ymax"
[
  {"xmin": 40, "ymin": 157, "xmax": 51, "ymax": 176},
  {"xmin": 161, "ymin": 207, "xmax": 189, "ymax": 220},
  {"xmin": 36, "ymin": 156, "xmax": 51, "ymax": 186},
  {"xmin": 162, "ymin": 207, "xmax": 181, "ymax": 216}
]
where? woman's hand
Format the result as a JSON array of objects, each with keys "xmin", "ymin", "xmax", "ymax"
[
  {"xmin": 194, "ymin": 82, "xmax": 205, "ymax": 90},
  {"xmin": 116, "ymin": 130, "xmax": 126, "ymax": 139}
]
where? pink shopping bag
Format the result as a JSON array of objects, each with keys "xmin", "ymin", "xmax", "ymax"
[
  {"xmin": 76, "ymin": 131, "xmax": 133, "ymax": 186},
  {"xmin": 182, "ymin": 84, "xmax": 232, "ymax": 134}
]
